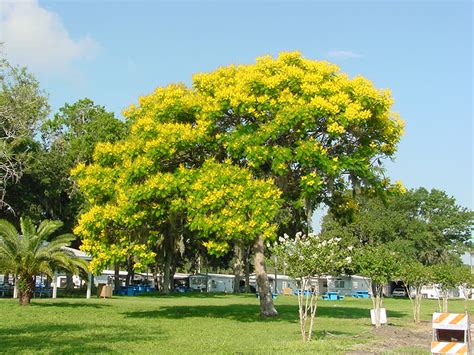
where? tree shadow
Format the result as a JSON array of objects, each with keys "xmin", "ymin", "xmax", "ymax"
[
  {"xmin": 137, "ymin": 291, "xmax": 235, "ymax": 299},
  {"xmin": 316, "ymin": 305, "xmax": 407, "ymax": 319},
  {"xmin": 123, "ymin": 303, "xmax": 406, "ymax": 323},
  {"xmin": 31, "ymin": 301, "xmax": 111, "ymax": 309},
  {"xmin": 0, "ymin": 322, "xmax": 167, "ymax": 353},
  {"xmin": 123, "ymin": 304, "xmax": 299, "ymax": 323}
]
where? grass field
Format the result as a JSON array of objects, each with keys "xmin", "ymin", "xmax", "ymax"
[{"xmin": 0, "ymin": 293, "xmax": 470, "ymax": 354}]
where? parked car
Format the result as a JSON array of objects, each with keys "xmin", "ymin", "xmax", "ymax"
[{"xmin": 391, "ymin": 288, "xmax": 407, "ymax": 297}]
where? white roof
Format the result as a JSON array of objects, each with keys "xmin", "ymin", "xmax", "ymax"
[
  {"xmin": 191, "ymin": 273, "xmax": 235, "ymax": 279},
  {"xmin": 62, "ymin": 246, "xmax": 92, "ymax": 261}
]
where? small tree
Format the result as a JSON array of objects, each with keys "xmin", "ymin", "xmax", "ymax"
[
  {"xmin": 453, "ymin": 265, "xmax": 473, "ymax": 315},
  {"xmin": 431, "ymin": 262, "xmax": 463, "ymax": 312},
  {"xmin": 354, "ymin": 245, "xmax": 400, "ymax": 328},
  {"xmin": 399, "ymin": 261, "xmax": 433, "ymax": 323},
  {"xmin": 0, "ymin": 217, "xmax": 87, "ymax": 305},
  {"xmin": 271, "ymin": 233, "xmax": 352, "ymax": 342}
]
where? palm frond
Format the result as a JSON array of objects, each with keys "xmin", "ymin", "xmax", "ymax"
[
  {"xmin": 20, "ymin": 217, "xmax": 36, "ymax": 239},
  {"xmin": 37, "ymin": 220, "xmax": 63, "ymax": 241},
  {"xmin": 0, "ymin": 219, "xmax": 19, "ymax": 241}
]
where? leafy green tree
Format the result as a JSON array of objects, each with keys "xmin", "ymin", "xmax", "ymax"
[
  {"xmin": 2, "ymin": 99, "xmax": 128, "ymax": 234},
  {"xmin": 0, "ymin": 217, "xmax": 87, "ymax": 305},
  {"xmin": 456, "ymin": 265, "xmax": 474, "ymax": 314},
  {"xmin": 431, "ymin": 261, "xmax": 464, "ymax": 312},
  {"xmin": 322, "ymin": 188, "xmax": 473, "ymax": 265},
  {"xmin": 270, "ymin": 233, "xmax": 353, "ymax": 341},
  {"xmin": 0, "ymin": 58, "xmax": 49, "ymax": 212},
  {"xmin": 399, "ymin": 261, "xmax": 433, "ymax": 323},
  {"xmin": 353, "ymin": 245, "xmax": 400, "ymax": 328}
]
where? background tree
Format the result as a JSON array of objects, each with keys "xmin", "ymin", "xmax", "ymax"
[
  {"xmin": 456, "ymin": 265, "xmax": 474, "ymax": 314},
  {"xmin": 399, "ymin": 261, "xmax": 433, "ymax": 323},
  {"xmin": 0, "ymin": 58, "xmax": 49, "ymax": 212},
  {"xmin": 431, "ymin": 260, "xmax": 464, "ymax": 312},
  {"xmin": 353, "ymin": 245, "xmax": 400, "ymax": 328},
  {"xmin": 0, "ymin": 217, "xmax": 87, "ymax": 305},
  {"xmin": 322, "ymin": 188, "xmax": 473, "ymax": 265}
]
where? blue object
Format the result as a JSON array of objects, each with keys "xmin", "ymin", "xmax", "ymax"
[
  {"xmin": 351, "ymin": 291, "xmax": 370, "ymax": 299},
  {"xmin": 322, "ymin": 291, "xmax": 344, "ymax": 300},
  {"xmin": 293, "ymin": 289, "xmax": 313, "ymax": 296}
]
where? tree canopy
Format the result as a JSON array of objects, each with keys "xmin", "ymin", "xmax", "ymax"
[
  {"xmin": 72, "ymin": 52, "xmax": 404, "ymax": 315},
  {"xmin": 0, "ymin": 58, "xmax": 49, "ymax": 211},
  {"xmin": 321, "ymin": 188, "xmax": 473, "ymax": 265}
]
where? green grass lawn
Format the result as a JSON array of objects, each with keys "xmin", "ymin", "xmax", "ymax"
[{"xmin": 0, "ymin": 293, "xmax": 470, "ymax": 354}]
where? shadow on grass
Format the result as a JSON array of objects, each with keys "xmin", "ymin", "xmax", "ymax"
[
  {"xmin": 136, "ymin": 291, "xmax": 237, "ymax": 299},
  {"xmin": 123, "ymin": 303, "xmax": 407, "ymax": 323},
  {"xmin": 0, "ymin": 322, "xmax": 167, "ymax": 353},
  {"xmin": 316, "ymin": 305, "xmax": 407, "ymax": 319},
  {"xmin": 123, "ymin": 304, "xmax": 298, "ymax": 323},
  {"xmin": 31, "ymin": 301, "xmax": 111, "ymax": 309}
]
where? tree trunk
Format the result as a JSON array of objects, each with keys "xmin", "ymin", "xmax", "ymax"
[
  {"xmin": 245, "ymin": 246, "xmax": 251, "ymax": 293},
  {"xmin": 114, "ymin": 262, "xmax": 121, "ymax": 292},
  {"xmin": 66, "ymin": 273, "xmax": 74, "ymax": 291},
  {"xmin": 162, "ymin": 234, "xmax": 173, "ymax": 294},
  {"xmin": 372, "ymin": 283, "xmax": 383, "ymax": 328},
  {"xmin": 442, "ymin": 292, "xmax": 448, "ymax": 312},
  {"xmin": 152, "ymin": 262, "xmax": 160, "ymax": 292},
  {"xmin": 19, "ymin": 276, "xmax": 34, "ymax": 306},
  {"xmin": 163, "ymin": 253, "xmax": 171, "ymax": 294},
  {"xmin": 233, "ymin": 241, "xmax": 243, "ymax": 294},
  {"xmin": 253, "ymin": 236, "xmax": 278, "ymax": 317},
  {"xmin": 13, "ymin": 275, "xmax": 18, "ymax": 299},
  {"xmin": 415, "ymin": 293, "xmax": 422, "ymax": 323},
  {"xmin": 170, "ymin": 263, "xmax": 176, "ymax": 292},
  {"xmin": 274, "ymin": 256, "xmax": 278, "ymax": 295}
]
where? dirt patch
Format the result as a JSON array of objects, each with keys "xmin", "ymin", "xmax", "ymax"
[{"xmin": 347, "ymin": 322, "xmax": 432, "ymax": 354}]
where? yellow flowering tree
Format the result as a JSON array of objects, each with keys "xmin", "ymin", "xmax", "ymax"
[
  {"xmin": 189, "ymin": 52, "xmax": 404, "ymax": 232},
  {"xmin": 73, "ymin": 52, "xmax": 403, "ymax": 317}
]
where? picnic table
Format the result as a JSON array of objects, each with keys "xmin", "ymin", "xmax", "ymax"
[
  {"xmin": 351, "ymin": 290, "xmax": 370, "ymax": 298},
  {"xmin": 322, "ymin": 291, "xmax": 344, "ymax": 300},
  {"xmin": 115, "ymin": 285, "xmax": 154, "ymax": 296}
]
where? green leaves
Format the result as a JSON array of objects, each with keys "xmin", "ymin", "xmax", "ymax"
[{"xmin": 353, "ymin": 245, "xmax": 400, "ymax": 285}]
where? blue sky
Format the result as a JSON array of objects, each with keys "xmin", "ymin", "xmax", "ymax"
[{"xmin": 1, "ymin": 0, "xmax": 472, "ymax": 223}]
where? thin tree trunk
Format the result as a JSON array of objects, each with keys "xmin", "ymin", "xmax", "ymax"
[
  {"xmin": 170, "ymin": 263, "xmax": 176, "ymax": 292},
  {"xmin": 233, "ymin": 241, "xmax": 243, "ymax": 294},
  {"xmin": 13, "ymin": 275, "xmax": 18, "ymax": 299},
  {"xmin": 152, "ymin": 262, "xmax": 160, "ymax": 292},
  {"xmin": 163, "ymin": 248, "xmax": 172, "ymax": 294},
  {"xmin": 245, "ymin": 246, "xmax": 251, "ymax": 293},
  {"xmin": 253, "ymin": 236, "xmax": 278, "ymax": 317},
  {"xmin": 415, "ymin": 292, "xmax": 422, "ymax": 323},
  {"xmin": 442, "ymin": 292, "xmax": 448, "ymax": 312},
  {"xmin": 372, "ymin": 283, "xmax": 383, "ymax": 328},
  {"xmin": 114, "ymin": 262, "xmax": 121, "ymax": 292}
]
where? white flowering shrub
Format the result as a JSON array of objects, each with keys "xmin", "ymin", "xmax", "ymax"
[
  {"xmin": 270, "ymin": 232, "xmax": 353, "ymax": 280},
  {"xmin": 269, "ymin": 232, "xmax": 353, "ymax": 342}
]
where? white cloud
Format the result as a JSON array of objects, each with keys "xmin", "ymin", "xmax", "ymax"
[
  {"xmin": 327, "ymin": 50, "xmax": 363, "ymax": 59},
  {"xmin": 0, "ymin": 0, "xmax": 100, "ymax": 73}
]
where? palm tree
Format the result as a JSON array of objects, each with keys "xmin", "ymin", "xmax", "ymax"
[{"xmin": 0, "ymin": 217, "xmax": 88, "ymax": 305}]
